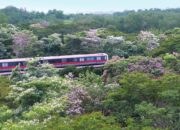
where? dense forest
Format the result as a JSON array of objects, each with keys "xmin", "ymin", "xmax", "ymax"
[{"xmin": 0, "ymin": 6, "xmax": 180, "ymax": 130}]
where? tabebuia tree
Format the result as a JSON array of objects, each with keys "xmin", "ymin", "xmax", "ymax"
[
  {"xmin": 12, "ymin": 30, "xmax": 38, "ymax": 57},
  {"xmin": 138, "ymin": 31, "xmax": 160, "ymax": 52}
]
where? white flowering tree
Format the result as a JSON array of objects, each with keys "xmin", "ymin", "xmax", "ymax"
[{"xmin": 138, "ymin": 31, "xmax": 160, "ymax": 51}]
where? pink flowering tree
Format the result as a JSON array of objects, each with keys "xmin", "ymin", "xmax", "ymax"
[
  {"xmin": 12, "ymin": 30, "xmax": 37, "ymax": 57},
  {"xmin": 128, "ymin": 57, "xmax": 164, "ymax": 76}
]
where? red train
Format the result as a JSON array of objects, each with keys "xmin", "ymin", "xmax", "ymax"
[{"xmin": 0, "ymin": 53, "xmax": 108, "ymax": 75}]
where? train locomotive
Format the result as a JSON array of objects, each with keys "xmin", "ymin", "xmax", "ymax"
[{"xmin": 0, "ymin": 53, "xmax": 108, "ymax": 75}]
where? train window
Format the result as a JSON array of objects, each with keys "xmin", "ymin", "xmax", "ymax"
[
  {"xmin": 48, "ymin": 59, "xmax": 55, "ymax": 63},
  {"xmin": 21, "ymin": 62, "xmax": 27, "ymax": 66},
  {"xmin": 48, "ymin": 59, "xmax": 62, "ymax": 64},
  {"xmin": 96, "ymin": 57, "xmax": 101, "ymax": 60},
  {"xmin": 86, "ymin": 57, "xmax": 95, "ymax": 61},
  {"xmin": 57, "ymin": 59, "xmax": 62, "ymax": 63},
  {"xmin": 8, "ymin": 62, "xmax": 18, "ymax": 66},
  {"xmin": 0, "ymin": 63, "xmax": 2, "ymax": 67},
  {"xmin": 73, "ymin": 58, "xmax": 78, "ymax": 62},
  {"xmin": 62, "ymin": 59, "xmax": 67, "ymax": 62},
  {"xmin": 42, "ymin": 60, "xmax": 48, "ymax": 63},
  {"xmin": 79, "ymin": 57, "xmax": 84, "ymax": 62},
  {"xmin": 101, "ymin": 56, "xmax": 106, "ymax": 60},
  {"xmin": 2, "ymin": 63, "xmax": 8, "ymax": 67},
  {"xmin": 8, "ymin": 62, "xmax": 13, "ymax": 66},
  {"xmin": 67, "ymin": 58, "xmax": 74, "ymax": 62},
  {"xmin": 16, "ymin": 62, "xmax": 23, "ymax": 66}
]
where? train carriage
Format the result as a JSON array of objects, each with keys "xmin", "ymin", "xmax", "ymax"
[{"xmin": 0, "ymin": 53, "xmax": 108, "ymax": 75}]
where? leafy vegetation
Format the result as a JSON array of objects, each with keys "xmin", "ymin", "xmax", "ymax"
[{"xmin": 0, "ymin": 6, "xmax": 180, "ymax": 130}]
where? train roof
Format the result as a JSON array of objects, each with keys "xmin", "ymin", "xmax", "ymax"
[
  {"xmin": 41, "ymin": 53, "xmax": 107, "ymax": 60},
  {"xmin": 0, "ymin": 53, "xmax": 107, "ymax": 63},
  {"xmin": 0, "ymin": 58, "xmax": 31, "ymax": 63}
]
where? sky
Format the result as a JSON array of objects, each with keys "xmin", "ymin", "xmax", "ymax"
[{"xmin": 0, "ymin": 0, "xmax": 180, "ymax": 13}]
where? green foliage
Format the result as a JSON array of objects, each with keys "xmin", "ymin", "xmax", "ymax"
[
  {"xmin": 164, "ymin": 53, "xmax": 177, "ymax": 64},
  {"xmin": 104, "ymin": 56, "xmax": 144, "ymax": 82},
  {"xmin": 0, "ymin": 105, "xmax": 13, "ymax": 123},
  {"xmin": 135, "ymin": 102, "xmax": 167, "ymax": 128},
  {"xmin": 103, "ymin": 41, "xmax": 143, "ymax": 58},
  {"xmin": 0, "ymin": 24, "xmax": 17, "ymax": 58},
  {"xmin": 10, "ymin": 65, "xmax": 24, "ymax": 82},
  {"xmin": 2, "ymin": 7, "xmax": 180, "ymax": 33},
  {"xmin": 78, "ymin": 71, "xmax": 117, "ymax": 112},
  {"xmin": 59, "ymin": 66, "xmax": 103, "ymax": 78},
  {"xmin": 79, "ymin": 71, "xmax": 103, "ymax": 87},
  {"xmin": 59, "ymin": 66, "xmax": 77, "ymax": 76},
  {"xmin": 45, "ymin": 112, "xmax": 121, "ymax": 130},
  {"xmin": 62, "ymin": 35, "xmax": 83, "ymax": 54},
  {"xmin": 75, "ymin": 31, "xmax": 87, "ymax": 37},
  {"xmin": 10, "ymin": 59, "xmax": 58, "ymax": 83},
  {"xmin": 40, "ymin": 33, "xmax": 63, "ymax": 56},
  {"xmin": 2, "ymin": 112, "xmax": 120, "ymax": 130},
  {"xmin": 97, "ymin": 28, "xmax": 125, "ymax": 38},
  {"xmin": 22, "ymin": 97, "xmax": 67, "ymax": 120},
  {"xmin": 7, "ymin": 76, "xmax": 69, "ymax": 110},
  {"xmin": 2, "ymin": 120, "xmax": 43, "ymax": 130},
  {"xmin": 0, "ymin": 76, "xmax": 11, "ymax": 102},
  {"xmin": 103, "ymin": 72, "xmax": 180, "ymax": 129},
  {"xmin": 25, "ymin": 59, "xmax": 58, "ymax": 78},
  {"xmin": 151, "ymin": 28, "xmax": 180, "ymax": 56},
  {"xmin": 104, "ymin": 59, "xmax": 129, "ymax": 77},
  {"xmin": 163, "ymin": 53, "xmax": 180, "ymax": 73}
]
